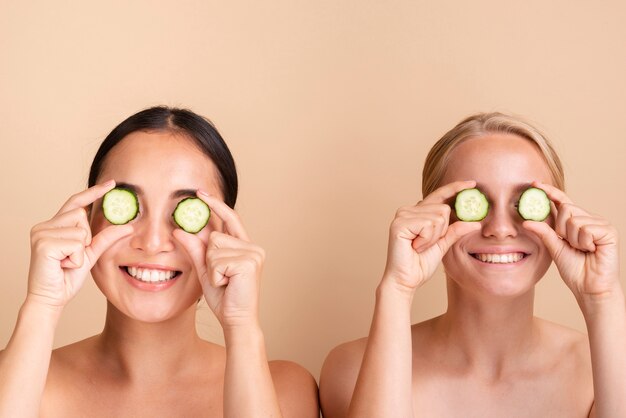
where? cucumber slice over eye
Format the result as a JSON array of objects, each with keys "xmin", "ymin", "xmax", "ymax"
[
  {"xmin": 173, "ymin": 197, "xmax": 210, "ymax": 233},
  {"xmin": 455, "ymin": 188, "xmax": 489, "ymax": 222},
  {"xmin": 518, "ymin": 187, "xmax": 551, "ymax": 221},
  {"xmin": 102, "ymin": 188, "xmax": 139, "ymax": 225}
]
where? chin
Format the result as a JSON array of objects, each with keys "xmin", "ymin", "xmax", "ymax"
[{"xmin": 113, "ymin": 298, "xmax": 195, "ymax": 323}]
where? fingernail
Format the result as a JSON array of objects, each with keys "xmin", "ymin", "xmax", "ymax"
[
  {"xmin": 103, "ymin": 179, "xmax": 115, "ymax": 187},
  {"xmin": 197, "ymin": 189, "xmax": 209, "ymax": 197}
]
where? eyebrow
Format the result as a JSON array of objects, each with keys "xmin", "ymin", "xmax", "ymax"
[
  {"xmin": 473, "ymin": 182, "xmax": 534, "ymax": 198},
  {"xmin": 115, "ymin": 182, "xmax": 197, "ymax": 199}
]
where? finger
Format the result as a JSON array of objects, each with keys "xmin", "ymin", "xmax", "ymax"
[
  {"xmin": 33, "ymin": 208, "xmax": 93, "ymax": 244},
  {"xmin": 60, "ymin": 247, "xmax": 84, "ymax": 269},
  {"xmin": 207, "ymin": 247, "xmax": 255, "ymax": 262},
  {"xmin": 435, "ymin": 221, "xmax": 481, "ymax": 255},
  {"xmin": 34, "ymin": 226, "xmax": 90, "ymax": 246},
  {"xmin": 522, "ymin": 221, "xmax": 567, "ymax": 260},
  {"xmin": 196, "ymin": 191, "xmax": 249, "ymax": 241},
  {"xmin": 37, "ymin": 238, "xmax": 85, "ymax": 267},
  {"xmin": 209, "ymin": 258, "xmax": 233, "ymax": 287},
  {"xmin": 57, "ymin": 180, "xmax": 116, "ymax": 216},
  {"xmin": 84, "ymin": 224, "xmax": 133, "ymax": 267},
  {"xmin": 578, "ymin": 225, "xmax": 597, "ymax": 252},
  {"xmin": 208, "ymin": 254, "xmax": 262, "ymax": 287},
  {"xmin": 565, "ymin": 216, "xmax": 583, "ymax": 251},
  {"xmin": 532, "ymin": 181, "xmax": 572, "ymax": 206},
  {"xmin": 172, "ymin": 229, "xmax": 209, "ymax": 284},
  {"xmin": 409, "ymin": 212, "xmax": 449, "ymax": 252},
  {"xmin": 420, "ymin": 213, "xmax": 448, "ymax": 253},
  {"xmin": 555, "ymin": 203, "xmax": 591, "ymax": 239},
  {"xmin": 412, "ymin": 225, "xmax": 435, "ymax": 252},
  {"xmin": 208, "ymin": 231, "xmax": 259, "ymax": 251},
  {"xmin": 422, "ymin": 180, "xmax": 477, "ymax": 205},
  {"xmin": 579, "ymin": 223, "xmax": 617, "ymax": 251}
]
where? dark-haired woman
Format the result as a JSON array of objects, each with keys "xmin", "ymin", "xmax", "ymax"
[{"xmin": 0, "ymin": 107, "xmax": 319, "ymax": 417}]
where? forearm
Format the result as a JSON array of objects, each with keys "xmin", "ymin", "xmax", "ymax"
[
  {"xmin": 348, "ymin": 281, "xmax": 414, "ymax": 418},
  {"xmin": 0, "ymin": 298, "xmax": 61, "ymax": 418},
  {"xmin": 581, "ymin": 289, "xmax": 626, "ymax": 418},
  {"xmin": 223, "ymin": 324, "xmax": 282, "ymax": 418}
]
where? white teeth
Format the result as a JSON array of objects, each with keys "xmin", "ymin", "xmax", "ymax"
[
  {"xmin": 474, "ymin": 253, "xmax": 525, "ymax": 264},
  {"xmin": 125, "ymin": 267, "xmax": 176, "ymax": 283}
]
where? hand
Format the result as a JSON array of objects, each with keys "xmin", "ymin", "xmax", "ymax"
[
  {"xmin": 174, "ymin": 192, "xmax": 265, "ymax": 330},
  {"xmin": 523, "ymin": 181, "xmax": 621, "ymax": 304},
  {"xmin": 27, "ymin": 180, "xmax": 134, "ymax": 308},
  {"xmin": 382, "ymin": 180, "xmax": 481, "ymax": 294}
]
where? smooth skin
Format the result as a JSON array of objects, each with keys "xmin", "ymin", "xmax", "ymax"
[
  {"xmin": 0, "ymin": 131, "xmax": 318, "ymax": 418},
  {"xmin": 320, "ymin": 134, "xmax": 624, "ymax": 418}
]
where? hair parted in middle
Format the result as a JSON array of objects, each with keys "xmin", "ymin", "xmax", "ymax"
[{"xmin": 421, "ymin": 112, "xmax": 565, "ymax": 198}]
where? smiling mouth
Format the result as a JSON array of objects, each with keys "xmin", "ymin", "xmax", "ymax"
[
  {"xmin": 470, "ymin": 252, "xmax": 528, "ymax": 264},
  {"xmin": 122, "ymin": 266, "xmax": 181, "ymax": 283}
]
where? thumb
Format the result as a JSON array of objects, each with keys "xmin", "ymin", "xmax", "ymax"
[
  {"xmin": 85, "ymin": 224, "xmax": 134, "ymax": 267},
  {"xmin": 436, "ymin": 221, "xmax": 481, "ymax": 256},
  {"xmin": 172, "ymin": 229, "xmax": 209, "ymax": 285},
  {"xmin": 522, "ymin": 221, "xmax": 566, "ymax": 260}
]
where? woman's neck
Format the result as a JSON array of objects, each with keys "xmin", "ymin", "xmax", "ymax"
[
  {"xmin": 433, "ymin": 278, "xmax": 539, "ymax": 379},
  {"xmin": 95, "ymin": 302, "xmax": 205, "ymax": 383}
]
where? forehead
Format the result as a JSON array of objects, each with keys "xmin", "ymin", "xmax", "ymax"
[
  {"xmin": 98, "ymin": 130, "xmax": 220, "ymax": 191},
  {"xmin": 441, "ymin": 133, "xmax": 553, "ymax": 189}
]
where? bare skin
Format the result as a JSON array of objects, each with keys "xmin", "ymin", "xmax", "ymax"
[
  {"xmin": 0, "ymin": 131, "xmax": 319, "ymax": 417},
  {"xmin": 321, "ymin": 134, "xmax": 624, "ymax": 417},
  {"xmin": 41, "ymin": 308, "xmax": 316, "ymax": 417}
]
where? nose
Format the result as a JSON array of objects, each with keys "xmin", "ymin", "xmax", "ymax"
[
  {"xmin": 481, "ymin": 203, "xmax": 519, "ymax": 240},
  {"xmin": 130, "ymin": 215, "xmax": 176, "ymax": 255}
]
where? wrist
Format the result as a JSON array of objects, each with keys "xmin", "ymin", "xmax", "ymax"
[
  {"xmin": 23, "ymin": 295, "xmax": 64, "ymax": 319},
  {"xmin": 25, "ymin": 290, "xmax": 67, "ymax": 310},
  {"xmin": 16, "ymin": 297, "xmax": 62, "ymax": 339},
  {"xmin": 378, "ymin": 276, "xmax": 416, "ymax": 305},
  {"xmin": 578, "ymin": 286, "xmax": 626, "ymax": 320},
  {"xmin": 223, "ymin": 321, "xmax": 264, "ymax": 346}
]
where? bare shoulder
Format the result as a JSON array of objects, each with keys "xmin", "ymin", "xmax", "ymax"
[
  {"xmin": 319, "ymin": 337, "xmax": 368, "ymax": 418},
  {"xmin": 269, "ymin": 360, "xmax": 319, "ymax": 418},
  {"xmin": 536, "ymin": 318, "xmax": 591, "ymax": 364},
  {"xmin": 535, "ymin": 317, "xmax": 593, "ymax": 399},
  {"xmin": 49, "ymin": 336, "xmax": 98, "ymax": 373}
]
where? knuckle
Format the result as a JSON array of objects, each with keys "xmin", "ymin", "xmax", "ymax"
[
  {"xmin": 565, "ymin": 216, "xmax": 579, "ymax": 229},
  {"xmin": 255, "ymin": 247, "xmax": 266, "ymax": 261},
  {"xmin": 245, "ymin": 256, "xmax": 260, "ymax": 270},
  {"xmin": 206, "ymin": 247, "xmax": 218, "ymax": 258},
  {"xmin": 33, "ymin": 237, "xmax": 49, "ymax": 252},
  {"xmin": 390, "ymin": 217, "xmax": 404, "ymax": 232},
  {"xmin": 209, "ymin": 230, "xmax": 221, "ymax": 241},
  {"xmin": 30, "ymin": 228, "xmax": 42, "ymax": 244}
]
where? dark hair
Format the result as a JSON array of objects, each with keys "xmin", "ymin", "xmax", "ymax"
[{"xmin": 88, "ymin": 106, "xmax": 238, "ymax": 208}]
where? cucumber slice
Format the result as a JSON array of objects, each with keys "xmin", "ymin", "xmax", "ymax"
[
  {"xmin": 518, "ymin": 187, "xmax": 551, "ymax": 221},
  {"xmin": 102, "ymin": 188, "xmax": 139, "ymax": 225},
  {"xmin": 455, "ymin": 188, "xmax": 489, "ymax": 222},
  {"xmin": 173, "ymin": 197, "xmax": 210, "ymax": 233}
]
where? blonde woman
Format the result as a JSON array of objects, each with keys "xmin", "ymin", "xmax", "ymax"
[{"xmin": 320, "ymin": 113, "xmax": 625, "ymax": 417}]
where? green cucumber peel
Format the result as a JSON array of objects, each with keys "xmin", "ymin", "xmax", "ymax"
[
  {"xmin": 102, "ymin": 188, "xmax": 139, "ymax": 225},
  {"xmin": 173, "ymin": 197, "xmax": 211, "ymax": 234},
  {"xmin": 518, "ymin": 187, "xmax": 551, "ymax": 221},
  {"xmin": 454, "ymin": 188, "xmax": 489, "ymax": 222}
]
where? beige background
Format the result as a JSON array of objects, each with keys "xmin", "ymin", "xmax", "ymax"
[{"xmin": 1, "ymin": 1, "xmax": 625, "ymax": 381}]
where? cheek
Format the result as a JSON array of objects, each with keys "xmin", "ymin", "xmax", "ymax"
[
  {"xmin": 441, "ymin": 241, "xmax": 468, "ymax": 274},
  {"xmin": 91, "ymin": 236, "xmax": 130, "ymax": 278},
  {"xmin": 89, "ymin": 205, "xmax": 110, "ymax": 235}
]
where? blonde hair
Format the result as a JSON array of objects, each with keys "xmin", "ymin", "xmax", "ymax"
[{"xmin": 421, "ymin": 112, "xmax": 565, "ymax": 197}]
